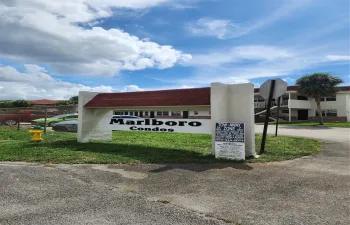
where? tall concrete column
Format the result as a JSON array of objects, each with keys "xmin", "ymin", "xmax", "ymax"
[{"xmin": 211, "ymin": 82, "xmax": 256, "ymax": 157}]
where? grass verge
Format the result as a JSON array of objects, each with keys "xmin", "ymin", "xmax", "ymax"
[{"xmin": 0, "ymin": 127, "xmax": 321, "ymax": 164}]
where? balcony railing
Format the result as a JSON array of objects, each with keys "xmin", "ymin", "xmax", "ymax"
[{"xmin": 254, "ymin": 100, "xmax": 288, "ymax": 108}]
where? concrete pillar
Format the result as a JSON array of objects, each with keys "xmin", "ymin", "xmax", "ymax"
[
  {"xmin": 77, "ymin": 91, "xmax": 113, "ymax": 143},
  {"xmin": 288, "ymin": 93, "xmax": 292, "ymax": 122},
  {"xmin": 210, "ymin": 82, "xmax": 256, "ymax": 157},
  {"xmin": 289, "ymin": 108, "xmax": 292, "ymax": 122}
]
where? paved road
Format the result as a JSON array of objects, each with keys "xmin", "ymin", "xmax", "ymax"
[
  {"xmin": 0, "ymin": 125, "xmax": 349, "ymax": 224},
  {"xmin": 0, "ymin": 163, "xmax": 227, "ymax": 225}
]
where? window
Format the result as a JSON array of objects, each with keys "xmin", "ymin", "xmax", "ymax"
[
  {"xmin": 194, "ymin": 111, "xmax": 199, "ymax": 115},
  {"xmin": 316, "ymin": 109, "xmax": 337, "ymax": 117},
  {"xmin": 297, "ymin": 96, "xmax": 308, "ymax": 100},
  {"xmin": 157, "ymin": 111, "xmax": 169, "ymax": 116},
  {"xmin": 326, "ymin": 109, "xmax": 337, "ymax": 116},
  {"xmin": 321, "ymin": 96, "xmax": 336, "ymax": 101},
  {"xmin": 114, "ymin": 112, "xmax": 122, "ymax": 115},
  {"xmin": 326, "ymin": 96, "xmax": 336, "ymax": 101},
  {"xmin": 171, "ymin": 111, "xmax": 181, "ymax": 116},
  {"xmin": 124, "ymin": 111, "xmax": 129, "ymax": 115},
  {"xmin": 144, "ymin": 111, "xmax": 149, "ymax": 116},
  {"xmin": 282, "ymin": 110, "xmax": 289, "ymax": 113},
  {"xmin": 129, "ymin": 111, "xmax": 134, "ymax": 116}
]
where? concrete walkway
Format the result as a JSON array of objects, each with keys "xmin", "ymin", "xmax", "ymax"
[{"xmin": 0, "ymin": 126, "xmax": 349, "ymax": 225}]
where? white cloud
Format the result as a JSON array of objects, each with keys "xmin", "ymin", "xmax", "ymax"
[
  {"xmin": 187, "ymin": 0, "xmax": 313, "ymax": 39},
  {"xmin": 0, "ymin": 64, "xmax": 114, "ymax": 100},
  {"xmin": 0, "ymin": 0, "xmax": 191, "ymax": 76},
  {"xmin": 186, "ymin": 45, "xmax": 293, "ymax": 66},
  {"xmin": 326, "ymin": 55, "xmax": 350, "ymax": 61},
  {"xmin": 187, "ymin": 18, "xmax": 245, "ymax": 39},
  {"xmin": 122, "ymin": 85, "xmax": 145, "ymax": 92},
  {"xmin": 282, "ymin": 77, "xmax": 296, "ymax": 84},
  {"xmin": 171, "ymin": 52, "xmax": 342, "ymax": 87}
]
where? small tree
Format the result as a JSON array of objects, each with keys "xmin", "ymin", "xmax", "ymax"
[
  {"xmin": 12, "ymin": 100, "xmax": 30, "ymax": 107},
  {"xmin": 296, "ymin": 73, "xmax": 343, "ymax": 125}
]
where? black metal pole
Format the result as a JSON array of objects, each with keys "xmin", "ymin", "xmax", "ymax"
[
  {"xmin": 17, "ymin": 108, "xmax": 20, "ymax": 131},
  {"xmin": 44, "ymin": 107, "xmax": 47, "ymax": 135},
  {"xmin": 259, "ymin": 80, "xmax": 276, "ymax": 154},
  {"xmin": 275, "ymin": 97, "xmax": 281, "ymax": 137}
]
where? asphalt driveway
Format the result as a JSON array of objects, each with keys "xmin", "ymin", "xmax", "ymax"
[{"xmin": 0, "ymin": 125, "xmax": 349, "ymax": 225}]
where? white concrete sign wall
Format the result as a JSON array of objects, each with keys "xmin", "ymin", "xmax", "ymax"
[{"xmin": 78, "ymin": 82, "xmax": 256, "ymax": 158}]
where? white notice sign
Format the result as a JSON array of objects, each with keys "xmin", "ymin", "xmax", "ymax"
[{"xmin": 215, "ymin": 122, "xmax": 245, "ymax": 160}]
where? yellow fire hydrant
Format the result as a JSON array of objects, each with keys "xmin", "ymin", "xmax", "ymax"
[{"xmin": 28, "ymin": 126, "xmax": 43, "ymax": 142}]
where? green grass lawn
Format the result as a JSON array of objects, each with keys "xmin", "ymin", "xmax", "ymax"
[
  {"xmin": 274, "ymin": 121, "xmax": 350, "ymax": 128},
  {"xmin": 0, "ymin": 127, "xmax": 321, "ymax": 164}
]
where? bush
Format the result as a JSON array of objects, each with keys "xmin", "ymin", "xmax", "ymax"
[
  {"xmin": 56, "ymin": 100, "xmax": 74, "ymax": 106},
  {"xmin": 0, "ymin": 100, "xmax": 14, "ymax": 108},
  {"xmin": 0, "ymin": 100, "xmax": 30, "ymax": 108}
]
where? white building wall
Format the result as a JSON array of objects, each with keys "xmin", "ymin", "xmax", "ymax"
[{"xmin": 320, "ymin": 93, "xmax": 347, "ymax": 117}]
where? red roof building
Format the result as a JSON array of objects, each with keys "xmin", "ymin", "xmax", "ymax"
[{"xmin": 84, "ymin": 86, "xmax": 350, "ymax": 108}]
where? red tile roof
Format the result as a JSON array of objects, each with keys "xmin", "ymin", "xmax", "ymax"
[
  {"xmin": 84, "ymin": 86, "xmax": 350, "ymax": 108},
  {"xmin": 84, "ymin": 87, "xmax": 211, "ymax": 108},
  {"xmin": 29, "ymin": 99, "xmax": 59, "ymax": 105}
]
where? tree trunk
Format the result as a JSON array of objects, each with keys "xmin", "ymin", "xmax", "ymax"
[{"xmin": 315, "ymin": 97, "xmax": 324, "ymax": 125}]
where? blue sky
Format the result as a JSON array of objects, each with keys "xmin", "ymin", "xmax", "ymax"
[{"xmin": 0, "ymin": 0, "xmax": 349, "ymax": 99}]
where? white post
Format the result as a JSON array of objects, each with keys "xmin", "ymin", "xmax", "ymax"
[{"xmin": 211, "ymin": 82, "xmax": 256, "ymax": 157}]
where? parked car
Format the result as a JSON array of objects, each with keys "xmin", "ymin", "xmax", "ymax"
[
  {"xmin": 0, "ymin": 109, "xmax": 60, "ymax": 125},
  {"xmin": 31, "ymin": 113, "xmax": 78, "ymax": 127},
  {"xmin": 52, "ymin": 115, "xmax": 141, "ymax": 132},
  {"xmin": 52, "ymin": 120, "xmax": 78, "ymax": 132}
]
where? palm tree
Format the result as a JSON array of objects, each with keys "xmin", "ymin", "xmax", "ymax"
[{"xmin": 296, "ymin": 73, "xmax": 343, "ymax": 125}]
